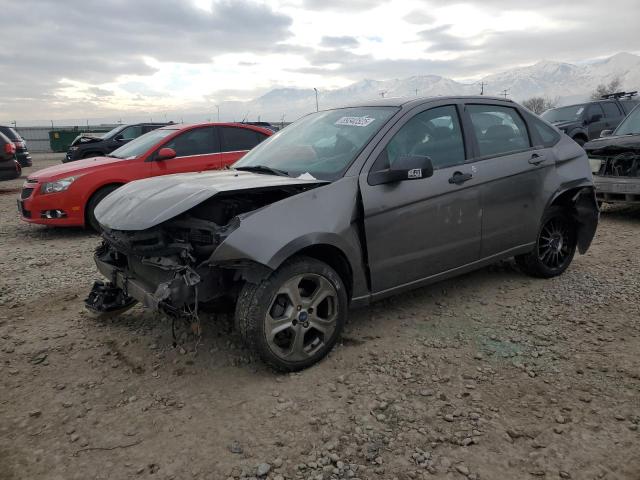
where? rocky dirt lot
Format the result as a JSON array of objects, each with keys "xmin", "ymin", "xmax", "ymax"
[{"xmin": 1, "ymin": 154, "xmax": 639, "ymax": 480}]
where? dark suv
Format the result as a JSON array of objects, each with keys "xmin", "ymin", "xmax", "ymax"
[
  {"xmin": 0, "ymin": 125, "xmax": 31, "ymax": 167},
  {"xmin": 541, "ymin": 92, "xmax": 638, "ymax": 146},
  {"xmin": 64, "ymin": 122, "xmax": 170, "ymax": 162},
  {"xmin": 0, "ymin": 131, "xmax": 21, "ymax": 180}
]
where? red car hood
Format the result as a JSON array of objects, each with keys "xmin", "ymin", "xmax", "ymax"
[{"xmin": 28, "ymin": 156, "xmax": 130, "ymax": 181}]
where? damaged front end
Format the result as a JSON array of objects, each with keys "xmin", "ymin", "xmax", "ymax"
[
  {"xmin": 589, "ymin": 143, "xmax": 640, "ymax": 204},
  {"xmin": 85, "ymin": 185, "xmax": 319, "ymax": 319}
]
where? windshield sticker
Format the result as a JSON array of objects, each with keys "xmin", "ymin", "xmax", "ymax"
[
  {"xmin": 576, "ymin": 107, "xmax": 584, "ymax": 115},
  {"xmin": 335, "ymin": 116, "xmax": 375, "ymax": 127}
]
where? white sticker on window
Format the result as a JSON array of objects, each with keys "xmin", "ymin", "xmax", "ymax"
[
  {"xmin": 335, "ymin": 116, "xmax": 375, "ymax": 127},
  {"xmin": 576, "ymin": 107, "xmax": 584, "ymax": 115}
]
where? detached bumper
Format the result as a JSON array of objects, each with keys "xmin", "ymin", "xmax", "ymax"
[
  {"xmin": 92, "ymin": 252, "xmax": 202, "ymax": 314},
  {"xmin": 594, "ymin": 176, "xmax": 640, "ymax": 204}
]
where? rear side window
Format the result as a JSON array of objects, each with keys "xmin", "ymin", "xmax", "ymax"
[
  {"xmin": 527, "ymin": 115, "xmax": 561, "ymax": 148},
  {"xmin": 467, "ymin": 105, "xmax": 531, "ymax": 157},
  {"xmin": 163, "ymin": 127, "xmax": 220, "ymax": 157},
  {"xmin": 220, "ymin": 127, "xmax": 266, "ymax": 152},
  {"xmin": 601, "ymin": 102, "xmax": 621, "ymax": 118},
  {"xmin": 586, "ymin": 103, "xmax": 604, "ymax": 120},
  {"xmin": 0, "ymin": 126, "xmax": 20, "ymax": 141}
]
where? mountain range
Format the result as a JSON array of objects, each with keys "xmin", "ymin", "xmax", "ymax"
[{"xmin": 224, "ymin": 52, "xmax": 640, "ymax": 122}]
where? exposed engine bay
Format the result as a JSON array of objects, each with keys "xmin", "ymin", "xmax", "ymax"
[
  {"xmin": 86, "ymin": 184, "xmax": 321, "ymax": 319},
  {"xmin": 596, "ymin": 151, "xmax": 640, "ymax": 177}
]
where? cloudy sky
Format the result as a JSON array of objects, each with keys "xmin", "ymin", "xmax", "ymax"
[{"xmin": 1, "ymin": 0, "xmax": 638, "ymax": 123}]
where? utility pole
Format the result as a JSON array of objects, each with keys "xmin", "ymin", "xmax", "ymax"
[
  {"xmin": 415, "ymin": 88, "xmax": 419, "ymax": 96},
  {"xmin": 501, "ymin": 88, "xmax": 510, "ymax": 99},
  {"xmin": 313, "ymin": 88, "xmax": 319, "ymax": 112},
  {"xmin": 479, "ymin": 81, "xmax": 486, "ymax": 95},
  {"xmin": 215, "ymin": 105, "xmax": 220, "ymax": 121},
  {"xmin": 380, "ymin": 90, "xmax": 387, "ymax": 98}
]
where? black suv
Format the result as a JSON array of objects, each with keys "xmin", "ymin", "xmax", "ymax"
[
  {"xmin": 0, "ymin": 131, "xmax": 21, "ymax": 180},
  {"xmin": 0, "ymin": 125, "xmax": 31, "ymax": 167},
  {"xmin": 541, "ymin": 92, "xmax": 638, "ymax": 146},
  {"xmin": 64, "ymin": 122, "xmax": 170, "ymax": 162}
]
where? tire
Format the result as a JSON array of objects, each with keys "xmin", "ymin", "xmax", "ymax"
[
  {"xmin": 515, "ymin": 206, "xmax": 577, "ymax": 278},
  {"xmin": 572, "ymin": 136, "xmax": 586, "ymax": 147},
  {"xmin": 235, "ymin": 255, "xmax": 348, "ymax": 372},
  {"xmin": 86, "ymin": 185, "xmax": 120, "ymax": 232}
]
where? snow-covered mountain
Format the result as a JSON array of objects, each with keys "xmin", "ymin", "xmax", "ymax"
[{"xmin": 227, "ymin": 52, "xmax": 640, "ymax": 122}]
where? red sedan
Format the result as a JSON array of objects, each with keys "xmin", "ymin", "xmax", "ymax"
[{"xmin": 18, "ymin": 123, "xmax": 272, "ymax": 230}]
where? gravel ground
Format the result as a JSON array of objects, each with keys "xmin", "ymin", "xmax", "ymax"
[{"xmin": 1, "ymin": 154, "xmax": 639, "ymax": 480}]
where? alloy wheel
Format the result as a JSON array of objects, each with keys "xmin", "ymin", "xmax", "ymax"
[{"xmin": 265, "ymin": 273, "xmax": 339, "ymax": 362}]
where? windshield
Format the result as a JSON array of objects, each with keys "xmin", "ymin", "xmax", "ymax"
[
  {"xmin": 541, "ymin": 105, "xmax": 585, "ymax": 123},
  {"xmin": 101, "ymin": 125, "xmax": 126, "ymax": 139},
  {"xmin": 109, "ymin": 128, "xmax": 176, "ymax": 159},
  {"xmin": 614, "ymin": 105, "xmax": 640, "ymax": 135},
  {"xmin": 233, "ymin": 107, "xmax": 399, "ymax": 180}
]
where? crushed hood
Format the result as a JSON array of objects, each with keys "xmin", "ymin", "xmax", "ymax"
[
  {"xmin": 71, "ymin": 134, "xmax": 104, "ymax": 146},
  {"xmin": 585, "ymin": 134, "xmax": 640, "ymax": 155},
  {"xmin": 95, "ymin": 169, "xmax": 327, "ymax": 231}
]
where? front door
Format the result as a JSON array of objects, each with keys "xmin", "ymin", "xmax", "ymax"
[
  {"xmin": 359, "ymin": 104, "xmax": 482, "ymax": 294},
  {"xmin": 151, "ymin": 126, "xmax": 222, "ymax": 176}
]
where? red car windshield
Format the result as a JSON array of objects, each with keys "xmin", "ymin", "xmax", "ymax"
[{"xmin": 109, "ymin": 129, "xmax": 177, "ymax": 159}]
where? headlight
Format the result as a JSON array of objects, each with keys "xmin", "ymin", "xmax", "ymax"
[
  {"xmin": 41, "ymin": 176, "xmax": 79, "ymax": 194},
  {"xmin": 588, "ymin": 158, "xmax": 602, "ymax": 174},
  {"xmin": 69, "ymin": 146, "xmax": 79, "ymax": 151}
]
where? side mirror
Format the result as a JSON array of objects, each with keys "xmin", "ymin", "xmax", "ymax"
[
  {"xmin": 156, "ymin": 147, "xmax": 176, "ymax": 161},
  {"xmin": 114, "ymin": 134, "xmax": 124, "ymax": 142},
  {"xmin": 369, "ymin": 154, "xmax": 434, "ymax": 186},
  {"xmin": 600, "ymin": 129, "xmax": 613, "ymax": 137}
]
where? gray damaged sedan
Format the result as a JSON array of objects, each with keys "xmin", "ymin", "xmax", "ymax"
[{"xmin": 86, "ymin": 97, "xmax": 599, "ymax": 371}]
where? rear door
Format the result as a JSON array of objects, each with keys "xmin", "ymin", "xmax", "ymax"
[
  {"xmin": 150, "ymin": 126, "xmax": 222, "ymax": 176},
  {"xmin": 360, "ymin": 103, "xmax": 482, "ymax": 294},
  {"xmin": 219, "ymin": 126, "xmax": 269, "ymax": 167},
  {"xmin": 463, "ymin": 102, "xmax": 553, "ymax": 258},
  {"xmin": 601, "ymin": 101, "xmax": 624, "ymax": 130},
  {"xmin": 585, "ymin": 104, "xmax": 606, "ymax": 140}
]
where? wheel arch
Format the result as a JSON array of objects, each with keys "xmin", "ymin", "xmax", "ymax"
[
  {"xmin": 84, "ymin": 182, "xmax": 125, "ymax": 226},
  {"xmin": 547, "ymin": 184, "xmax": 599, "ymax": 254}
]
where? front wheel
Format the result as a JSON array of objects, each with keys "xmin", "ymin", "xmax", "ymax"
[
  {"xmin": 86, "ymin": 185, "xmax": 120, "ymax": 232},
  {"xmin": 515, "ymin": 206, "xmax": 577, "ymax": 278},
  {"xmin": 235, "ymin": 256, "xmax": 347, "ymax": 372}
]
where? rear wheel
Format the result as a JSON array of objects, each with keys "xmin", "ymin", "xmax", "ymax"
[
  {"xmin": 515, "ymin": 206, "xmax": 577, "ymax": 278},
  {"xmin": 86, "ymin": 185, "xmax": 120, "ymax": 232},
  {"xmin": 235, "ymin": 256, "xmax": 347, "ymax": 372}
]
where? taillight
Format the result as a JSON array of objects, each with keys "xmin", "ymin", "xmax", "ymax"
[{"xmin": 4, "ymin": 143, "xmax": 16, "ymax": 154}]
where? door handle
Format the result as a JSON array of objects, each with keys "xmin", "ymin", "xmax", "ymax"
[
  {"xmin": 528, "ymin": 153, "xmax": 546, "ymax": 165},
  {"xmin": 448, "ymin": 171, "xmax": 473, "ymax": 185}
]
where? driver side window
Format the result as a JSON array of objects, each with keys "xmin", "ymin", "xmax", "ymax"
[{"xmin": 374, "ymin": 105, "xmax": 465, "ymax": 171}]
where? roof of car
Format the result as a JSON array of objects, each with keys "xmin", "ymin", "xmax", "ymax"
[
  {"xmin": 157, "ymin": 122, "xmax": 273, "ymax": 133},
  {"xmin": 342, "ymin": 95, "xmax": 515, "ymax": 109}
]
